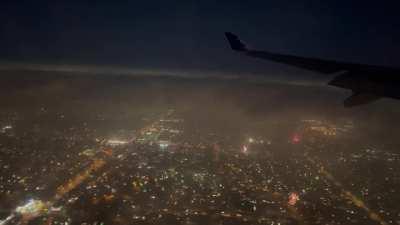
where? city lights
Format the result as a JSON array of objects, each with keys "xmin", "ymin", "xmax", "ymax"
[
  {"xmin": 288, "ymin": 192, "xmax": 300, "ymax": 206},
  {"xmin": 106, "ymin": 139, "xmax": 129, "ymax": 146},
  {"xmin": 0, "ymin": 108, "xmax": 394, "ymax": 225}
]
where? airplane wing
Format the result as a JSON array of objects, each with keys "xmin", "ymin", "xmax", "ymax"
[
  {"xmin": 225, "ymin": 32, "xmax": 347, "ymax": 74},
  {"xmin": 225, "ymin": 32, "xmax": 400, "ymax": 107},
  {"xmin": 343, "ymin": 92, "xmax": 381, "ymax": 107}
]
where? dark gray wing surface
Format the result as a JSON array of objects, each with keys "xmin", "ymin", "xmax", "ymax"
[
  {"xmin": 225, "ymin": 32, "xmax": 400, "ymax": 107},
  {"xmin": 225, "ymin": 32, "xmax": 347, "ymax": 73}
]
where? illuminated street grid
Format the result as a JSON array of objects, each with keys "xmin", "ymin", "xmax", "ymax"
[{"xmin": 0, "ymin": 109, "xmax": 399, "ymax": 225}]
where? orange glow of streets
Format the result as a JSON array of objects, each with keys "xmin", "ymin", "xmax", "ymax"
[{"xmin": 54, "ymin": 158, "xmax": 106, "ymax": 200}]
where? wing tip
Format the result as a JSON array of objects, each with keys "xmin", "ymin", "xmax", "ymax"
[{"xmin": 224, "ymin": 32, "xmax": 247, "ymax": 51}]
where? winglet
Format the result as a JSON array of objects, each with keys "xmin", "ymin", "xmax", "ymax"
[{"xmin": 225, "ymin": 32, "xmax": 247, "ymax": 51}]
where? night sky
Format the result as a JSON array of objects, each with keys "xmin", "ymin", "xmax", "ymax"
[{"xmin": 1, "ymin": 0, "xmax": 399, "ymax": 77}]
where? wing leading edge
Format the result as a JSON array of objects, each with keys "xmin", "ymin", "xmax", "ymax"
[{"xmin": 225, "ymin": 32, "xmax": 400, "ymax": 107}]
